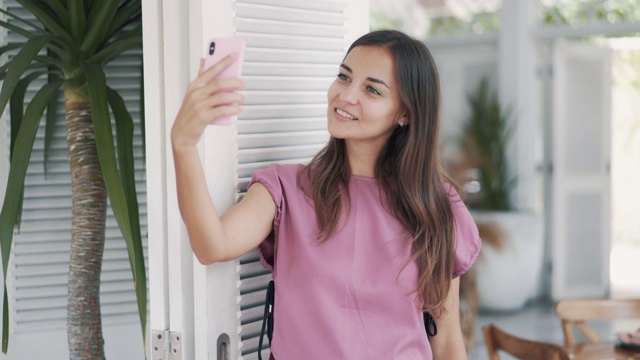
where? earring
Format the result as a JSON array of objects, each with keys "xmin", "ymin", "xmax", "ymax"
[{"xmin": 399, "ymin": 120, "xmax": 405, "ymax": 127}]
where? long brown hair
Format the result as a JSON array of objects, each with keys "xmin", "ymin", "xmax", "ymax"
[{"xmin": 302, "ymin": 30, "xmax": 460, "ymax": 316}]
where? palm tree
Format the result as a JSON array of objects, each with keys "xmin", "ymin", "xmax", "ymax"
[{"xmin": 0, "ymin": 1, "xmax": 146, "ymax": 358}]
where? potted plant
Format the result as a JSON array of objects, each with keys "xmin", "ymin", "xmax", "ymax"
[
  {"xmin": 454, "ymin": 77, "xmax": 543, "ymax": 312},
  {"xmin": 0, "ymin": 1, "xmax": 146, "ymax": 358}
]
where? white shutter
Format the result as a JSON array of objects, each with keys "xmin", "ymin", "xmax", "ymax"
[
  {"xmin": 2, "ymin": 0, "xmax": 147, "ymax": 345},
  {"xmin": 233, "ymin": 1, "xmax": 349, "ymax": 358},
  {"xmin": 551, "ymin": 40, "xmax": 611, "ymax": 300}
]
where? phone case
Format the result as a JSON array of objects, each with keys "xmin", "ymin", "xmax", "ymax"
[{"xmin": 203, "ymin": 37, "xmax": 246, "ymax": 125}]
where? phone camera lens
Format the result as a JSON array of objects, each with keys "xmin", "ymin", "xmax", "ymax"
[{"xmin": 209, "ymin": 42, "xmax": 216, "ymax": 55}]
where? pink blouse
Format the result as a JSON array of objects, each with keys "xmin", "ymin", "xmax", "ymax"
[{"xmin": 249, "ymin": 164, "xmax": 481, "ymax": 360}]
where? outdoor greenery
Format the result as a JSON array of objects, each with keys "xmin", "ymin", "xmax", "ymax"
[
  {"xmin": 429, "ymin": 12, "xmax": 500, "ymax": 37},
  {"xmin": 373, "ymin": 0, "xmax": 640, "ymax": 39},
  {"xmin": 0, "ymin": 1, "xmax": 145, "ymax": 358},
  {"xmin": 462, "ymin": 78, "xmax": 515, "ymax": 211},
  {"xmin": 541, "ymin": 0, "xmax": 640, "ymax": 27}
]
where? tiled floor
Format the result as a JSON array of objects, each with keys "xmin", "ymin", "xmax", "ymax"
[{"xmin": 468, "ymin": 300, "xmax": 640, "ymax": 360}]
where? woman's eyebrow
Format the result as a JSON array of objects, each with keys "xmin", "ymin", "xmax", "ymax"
[
  {"xmin": 339, "ymin": 64, "xmax": 390, "ymax": 89},
  {"xmin": 340, "ymin": 64, "xmax": 352, "ymax": 73}
]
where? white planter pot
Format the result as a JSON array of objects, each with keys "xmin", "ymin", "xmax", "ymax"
[{"xmin": 472, "ymin": 211, "xmax": 544, "ymax": 311}]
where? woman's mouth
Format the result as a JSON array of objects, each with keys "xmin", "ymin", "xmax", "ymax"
[{"xmin": 334, "ymin": 108, "xmax": 358, "ymax": 121}]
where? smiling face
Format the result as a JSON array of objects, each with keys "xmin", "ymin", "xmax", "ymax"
[{"xmin": 327, "ymin": 46, "xmax": 406, "ymax": 151}]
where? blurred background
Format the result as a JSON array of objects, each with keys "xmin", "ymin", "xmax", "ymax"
[{"xmin": 370, "ymin": 0, "xmax": 640, "ymax": 358}]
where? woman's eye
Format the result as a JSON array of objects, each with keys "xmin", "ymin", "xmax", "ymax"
[
  {"xmin": 337, "ymin": 73, "xmax": 350, "ymax": 82},
  {"xmin": 367, "ymin": 86, "xmax": 381, "ymax": 95}
]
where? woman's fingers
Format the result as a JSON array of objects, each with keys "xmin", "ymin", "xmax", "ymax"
[
  {"xmin": 204, "ymin": 77, "xmax": 245, "ymax": 95},
  {"xmin": 188, "ymin": 76, "xmax": 245, "ymax": 99},
  {"xmin": 183, "ymin": 75, "xmax": 245, "ymax": 117},
  {"xmin": 198, "ymin": 58, "xmax": 205, "ymax": 76},
  {"xmin": 171, "ymin": 57, "xmax": 245, "ymax": 148},
  {"xmin": 193, "ymin": 53, "xmax": 239, "ymax": 87},
  {"xmin": 182, "ymin": 90, "xmax": 244, "ymax": 124},
  {"xmin": 204, "ymin": 91, "xmax": 246, "ymax": 109}
]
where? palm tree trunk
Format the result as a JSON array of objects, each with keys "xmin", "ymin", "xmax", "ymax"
[{"xmin": 65, "ymin": 101, "xmax": 106, "ymax": 360}]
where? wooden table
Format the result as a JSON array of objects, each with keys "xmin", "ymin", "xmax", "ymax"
[{"xmin": 567, "ymin": 342, "xmax": 640, "ymax": 360}]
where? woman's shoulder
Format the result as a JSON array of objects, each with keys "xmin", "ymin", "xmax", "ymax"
[
  {"xmin": 268, "ymin": 163, "xmax": 304, "ymax": 175},
  {"xmin": 256, "ymin": 163, "xmax": 304, "ymax": 182},
  {"xmin": 251, "ymin": 163, "xmax": 305, "ymax": 190}
]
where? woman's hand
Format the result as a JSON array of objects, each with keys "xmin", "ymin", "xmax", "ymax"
[{"xmin": 171, "ymin": 54, "xmax": 246, "ymax": 151}]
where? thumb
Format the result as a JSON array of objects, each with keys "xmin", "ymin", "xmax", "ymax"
[{"xmin": 198, "ymin": 58, "xmax": 205, "ymax": 76}]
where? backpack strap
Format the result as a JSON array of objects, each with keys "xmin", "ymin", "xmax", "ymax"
[
  {"xmin": 257, "ymin": 280, "xmax": 436, "ymax": 359},
  {"xmin": 423, "ymin": 311, "xmax": 438, "ymax": 340},
  {"xmin": 258, "ymin": 280, "xmax": 275, "ymax": 360}
]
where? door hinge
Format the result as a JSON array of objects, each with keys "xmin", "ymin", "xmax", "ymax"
[{"xmin": 152, "ymin": 330, "xmax": 182, "ymax": 360}]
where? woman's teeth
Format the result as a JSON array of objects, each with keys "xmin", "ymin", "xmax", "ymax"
[{"xmin": 336, "ymin": 108, "xmax": 356, "ymax": 120}]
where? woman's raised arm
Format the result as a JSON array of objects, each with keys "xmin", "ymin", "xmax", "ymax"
[{"xmin": 171, "ymin": 55, "xmax": 275, "ymax": 264}]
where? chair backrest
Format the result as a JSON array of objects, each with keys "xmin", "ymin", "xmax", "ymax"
[
  {"xmin": 482, "ymin": 324, "xmax": 571, "ymax": 360},
  {"xmin": 554, "ymin": 298, "xmax": 640, "ymax": 346}
]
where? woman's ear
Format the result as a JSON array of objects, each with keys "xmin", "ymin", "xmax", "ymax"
[{"xmin": 398, "ymin": 114, "xmax": 408, "ymax": 127}]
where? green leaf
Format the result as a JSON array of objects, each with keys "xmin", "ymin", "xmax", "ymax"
[
  {"xmin": 33, "ymin": 55, "xmax": 67, "ymax": 71},
  {"xmin": 87, "ymin": 35, "xmax": 141, "ymax": 65},
  {"xmin": 45, "ymin": 68, "xmax": 62, "ymax": 178},
  {"xmin": 46, "ymin": 0, "xmax": 71, "ymax": 25},
  {"xmin": 15, "ymin": 0, "xmax": 71, "ymax": 41},
  {"xmin": 68, "ymin": 0, "xmax": 87, "ymax": 44},
  {"xmin": 81, "ymin": 2, "xmax": 120, "ymax": 55},
  {"xmin": 2, "ymin": 292, "xmax": 8, "ymax": 354},
  {"xmin": 107, "ymin": 0, "xmax": 141, "ymax": 37},
  {"xmin": 0, "ymin": 80, "xmax": 63, "ymax": 354},
  {"xmin": 0, "ymin": 43, "xmax": 25, "ymax": 58},
  {"xmin": 7, "ymin": 72, "xmax": 46, "ymax": 231},
  {"xmin": 83, "ymin": 64, "xmax": 146, "ymax": 345},
  {"xmin": 0, "ymin": 9, "xmax": 42, "ymax": 30},
  {"xmin": 9, "ymin": 71, "xmax": 47, "ymax": 162},
  {"xmin": 0, "ymin": 62, "xmax": 48, "ymax": 82},
  {"xmin": 0, "ymin": 20, "xmax": 35, "ymax": 39},
  {"xmin": 106, "ymin": 87, "xmax": 147, "ymax": 341},
  {"xmin": 0, "ymin": 35, "xmax": 54, "ymax": 122},
  {"xmin": 139, "ymin": 61, "xmax": 145, "ymax": 160}
]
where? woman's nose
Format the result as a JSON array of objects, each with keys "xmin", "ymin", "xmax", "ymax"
[{"xmin": 338, "ymin": 83, "xmax": 358, "ymax": 104}]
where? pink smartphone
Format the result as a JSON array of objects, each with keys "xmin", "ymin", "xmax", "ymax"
[{"xmin": 203, "ymin": 37, "xmax": 245, "ymax": 125}]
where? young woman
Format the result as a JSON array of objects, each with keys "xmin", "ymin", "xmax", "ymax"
[{"xmin": 171, "ymin": 30, "xmax": 481, "ymax": 360}]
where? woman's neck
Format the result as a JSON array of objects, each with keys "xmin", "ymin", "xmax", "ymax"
[{"xmin": 345, "ymin": 140, "xmax": 384, "ymax": 178}]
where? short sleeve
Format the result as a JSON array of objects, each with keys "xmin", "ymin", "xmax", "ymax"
[
  {"xmin": 445, "ymin": 183, "xmax": 482, "ymax": 278},
  {"xmin": 248, "ymin": 164, "xmax": 284, "ymax": 272}
]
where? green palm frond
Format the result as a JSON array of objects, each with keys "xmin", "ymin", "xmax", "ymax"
[
  {"xmin": 0, "ymin": 35, "xmax": 55, "ymax": 116},
  {"xmin": 0, "ymin": 80, "xmax": 63, "ymax": 352},
  {"xmin": 0, "ymin": 9, "xmax": 42, "ymax": 30},
  {"xmin": 0, "ymin": 19, "xmax": 35, "ymax": 38},
  {"xmin": 106, "ymin": 87, "xmax": 147, "ymax": 340},
  {"xmin": 44, "ymin": 69, "xmax": 62, "ymax": 177},
  {"xmin": 0, "ymin": 0, "xmax": 145, "ymax": 355},
  {"xmin": 15, "ymin": 0, "xmax": 72, "ymax": 40},
  {"xmin": 68, "ymin": 0, "xmax": 87, "ymax": 43},
  {"xmin": 82, "ymin": 1, "xmax": 121, "ymax": 54},
  {"xmin": 107, "ymin": 0, "xmax": 141, "ymax": 37},
  {"xmin": 84, "ymin": 64, "xmax": 147, "ymax": 340}
]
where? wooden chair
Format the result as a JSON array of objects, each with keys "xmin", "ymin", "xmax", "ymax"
[
  {"xmin": 554, "ymin": 298, "xmax": 640, "ymax": 346},
  {"xmin": 482, "ymin": 323, "xmax": 571, "ymax": 360}
]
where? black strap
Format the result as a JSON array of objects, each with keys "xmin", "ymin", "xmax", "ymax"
[
  {"xmin": 257, "ymin": 280, "xmax": 435, "ymax": 359},
  {"xmin": 423, "ymin": 311, "xmax": 438, "ymax": 339},
  {"xmin": 258, "ymin": 280, "xmax": 275, "ymax": 360}
]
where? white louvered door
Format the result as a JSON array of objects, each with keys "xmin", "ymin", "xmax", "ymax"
[
  {"xmin": 232, "ymin": 1, "xmax": 360, "ymax": 359},
  {"xmin": 551, "ymin": 40, "xmax": 611, "ymax": 300},
  {"xmin": 0, "ymin": 1, "xmax": 147, "ymax": 358}
]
